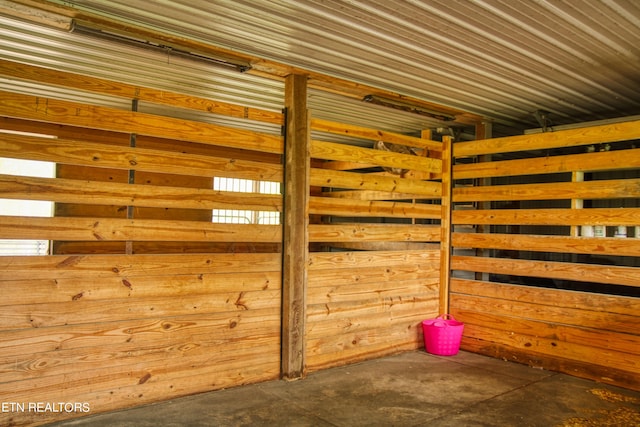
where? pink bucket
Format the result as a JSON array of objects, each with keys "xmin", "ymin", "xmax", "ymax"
[{"xmin": 422, "ymin": 314, "xmax": 464, "ymax": 356}]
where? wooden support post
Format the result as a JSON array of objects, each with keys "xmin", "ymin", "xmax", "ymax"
[
  {"xmin": 281, "ymin": 73, "xmax": 310, "ymax": 380},
  {"xmin": 439, "ymin": 135, "xmax": 453, "ymax": 314}
]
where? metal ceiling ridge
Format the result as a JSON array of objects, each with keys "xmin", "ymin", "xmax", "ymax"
[{"xmin": 1, "ymin": 0, "xmax": 481, "ymax": 125}]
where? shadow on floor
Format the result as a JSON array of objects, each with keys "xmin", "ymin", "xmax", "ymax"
[{"xmin": 46, "ymin": 350, "xmax": 640, "ymax": 427}]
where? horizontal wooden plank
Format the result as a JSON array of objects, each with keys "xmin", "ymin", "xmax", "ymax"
[
  {"xmin": 0, "ymin": 174, "xmax": 282, "ymax": 212},
  {"xmin": 450, "ymin": 278, "xmax": 638, "ymax": 316},
  {"xmin": 318, "ymin": 159, "xmax": 380, "ymax": 171},
  {"xmin": 453, "ymin": 147, "xmax": 640, "ymax": 179},
  {"xmin": 305, "ymin": 322, "xmax": 425, "ymax": 371},
  {"xmin": 0, "ymin": 59, "xmax": 283, "ymax": 125},
  {"xmin": 453, "ymin": 309, "xmax": 638, "ymax": 356},
  {"xmin": 311, "ymin": 168, "xmax": 442, "ymax": 197},
  {"xmin": 308, "ymin": 223, "xmax": 441, "ymax": 243},
  {"xmin": 451, "ymin": 255, "xmax": 640, "ymax": 287},
  {"xmin": 0, "ymin": 347, "xmax": 280, "ymax": 425},
  {"xmin": 453, "ymin": 207, "xmax": 640, "ymax": 226},
  {"xmin": 453, "ymin": 178, "xmax": 640, "ymax": 202},
  {"xmin": 0, "ymin": 271, "xmax": 280, "ymax": 306},
  {"xmin": 0, "ymin": 133, "xmax": 283, "ymax": 181},
  {"xmin": 311, "ymin": 140, "xmax": 442, "ymax": 173},
  {"xmin": 309, "ymin": 249, "xmax": 440, "ymax": 271},
  {"xmin": 319, "ymin": 160, "xmax": 441, "ymax": 181},
  {"xmin": 0, "ymin": 216, "xmax": 281, "ymax": 242},
  {"xmin": 309, "ymin": 196, "xmax": 441, "ymax": 218},
  {"xmin": 321, "ymin": 189, "xmax": 440, "ymax": 201},
  {"xmin": 459, "ymin": 335, "xmax": 640, "ymax": 391},
  {"xmin": 0, "ymin": 308, "xmax": 279, "ymax": 358},
  {"xmin": 0, "ymin": 253, "xmax": 281, "ymax": 280},
  {"xmin": 48, "ymin": 241, "xmax": 280, "ymax": 255},
  {"xmin": 0, "ymin": 91, "xmax": 283, "ymax": 154},
  {"xmin": 323, "ymin": 242, "xmax": 440, "ymax": 251},
  {"xmin": 452, "ymin": 232, "xmax": 640, "ymax": 257},
  {"xmin": 0, "ymin": 314, "xmax": 280, "ymax": 382},
  {"xmin": 450, "ymin": 293, "xmax": 640, "ymax": 335},
  {"xmin": 0, "ymin": 338, "xmax": 280, "ymax": 399},
  {"xmin": 452, "ymin": 312, "xmax": 639, "ymax": 375},
  {"xmin": 0, "ymin": 289, "xmax": 281, "ymax": 329},
  {"xmin": 309, "ymin": 263, "xmax": 439, "ymax": 288},
  {"xmin": 306, "ymin": 304, "xmax": 435, "ymax": 339},
  {"xmin": 307, "ymin": 295, "xmax": 438, "ymax": 323},
  {"xmin": 310, "ymin": 118, "xmax": 442, "ymax": 152},
  {"xmin": 308, "ymin": 278, "xmax": 439, "ymax": 304},
  {"xmin": 454, "ymin": 119, "xmax": 640, "ymax": 157}
]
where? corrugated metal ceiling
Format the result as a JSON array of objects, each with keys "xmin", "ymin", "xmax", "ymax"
[{"xmin": 1, "ymin": 0, "xmax": 639, "ymax": 138}]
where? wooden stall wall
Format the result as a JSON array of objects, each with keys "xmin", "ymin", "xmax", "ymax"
[
  {"xmin": 449, "ymin": 120, "xmax": 640, "ymax": 391},
  {"xmin": 305, "ymin": 123, "xmax": 445, "ymax": 371},
  {"xmin": 0, "ymin": 61, "xmax": 283, "ymax": 425}
]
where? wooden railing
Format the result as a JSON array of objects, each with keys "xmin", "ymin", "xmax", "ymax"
[{"xmin": 449, "ymin": 120, "xmax": 640, "ymax": 391}]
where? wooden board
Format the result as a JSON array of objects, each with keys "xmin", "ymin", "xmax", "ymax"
[
  {"xmin": 309, "ymin": 196, "xmax": 441, "ymax": 218},
  {"xmin": 454, "ymin": 120, "xmax": 640, "ymax": 157},
  {"xmin": 0, "ymin": 59, "xmax": 283, "ymax": 125},
  {"xmin": 0, "ymin": 216, "xmax": 282, "ymax": 243},
  {"xmin": 452, "ymin": 232, "xmax": 640, "ymax": 257},
  {"xmin": 453, "ymin": 207, "xmax": 640, "ymax": 226},
  {"xmin": 309, "ymin": 223, "xmax": 441, "ymax": 243},
  {"xmin": 0, "ymin": 91, "xmax": 283, "ymax": 154},
  {"xmin": 454, "ymin": 146, "xmax": 640, "ymax": 179},
  {"xmin": 450, "ymin": 279, "xmax": 640, "ymax": 390},
  {"xmin": 0, "ymin": 133, "xmax": 283, "ymax": 181},
  {"xmin": 0, "ymin": 174, "xmax": 282, "ymax": 212}
]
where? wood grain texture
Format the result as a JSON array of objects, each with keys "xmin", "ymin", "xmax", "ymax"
[
  {"xmin": 451, "ymin": 255, "xmax": 640, "ymax": 287},
  {"xmin": 452, "ymin": 232, "xmax": 640, "ymax": 257},
  {"xmin": 309, "ymin": 223, "xmax": 441, "ymax": 242},
  {"xmin": 453, "ymin": 207, "xmax": 640, "ymax": 226},
  {"xmin": 0, "ymin": 133, "xmax": 283, "ymax": 181},
  {"xmin": 306, "ymin": 249, "xmax": 440, "ymax": 371},
  {"xmin": 309, "ymin": 196, "xmax": 441, "ymax": 218},
  {"xmin": 0, "ymin": 253, "xmax": 281, "ymax": 280},
  {"xmin": 311, "ymin": 118, "xmax": 442, "ymax": 152},
  {"xmin": 0, "ymin": 59, "xmax": 283, "ymax": 125},
  {"xmin": 454, "ymin": 146, "xmax": 640, "ymax": 179},
  {"xmin": 311, "ymin": 167, "xmax": 442, "ymax": 196},
  {"xmin": 311, "ymin": 139, "xmax": 442, "ymax": 173},
  {"xmin": 453, "ymin": 178, "xmax": 640, "ymax": 202},
  {"xmin": 0, "ymin": 174, "xmax": 282, "ymax": 212},
  {"xmin": 281, "ymin": 73, "xmax": 309, "ymax": 379},
  {"xmin": 450, "ymin": 279, "xmax": 640, "ymax": 390},
  {"xmin": 454, "ymin": 119, "xmax": 640, "ymax": 157},
  {"xmin": 0, "ymin": 91, "xmax": 283, "ymax": 154},
  {"xmin": 0, "ymin": 216, "xmax": 282, "ymax": 242}
]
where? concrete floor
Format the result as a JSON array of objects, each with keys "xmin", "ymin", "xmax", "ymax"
[{"xmin": 47, "ymin": 351, "xmax": 640, "ymax": 427}]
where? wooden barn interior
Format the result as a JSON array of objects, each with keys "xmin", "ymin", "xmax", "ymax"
[{"xmin": 0, "ymin": 1, "xmax": 639, "ymax": 425}]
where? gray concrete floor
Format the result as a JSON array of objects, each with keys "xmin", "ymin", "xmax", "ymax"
[{"xmin": 47, "ymin": 351, "xmax": 640, "ymax": 427}]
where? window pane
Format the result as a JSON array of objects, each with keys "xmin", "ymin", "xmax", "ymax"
[{"xmin": 212, "ymin": 178, "xmax": 280, "ymax": 224}]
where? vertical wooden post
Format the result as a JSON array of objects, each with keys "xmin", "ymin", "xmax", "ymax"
[
  {"xmin": 439, "ymin": 135, "xmax": 453, "ymax": 314},
  {"xmin": 281, "ymin": 73, "xmax": 309, "ymax": 380}
]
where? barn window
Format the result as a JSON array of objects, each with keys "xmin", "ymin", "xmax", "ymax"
[
  {"xmin": 0, "ymin": 157, "xmax": 55, "ymax": 256},
  {"xmin": 212, "ymin": 177, "xmax": 280, "ymax": 224}
]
